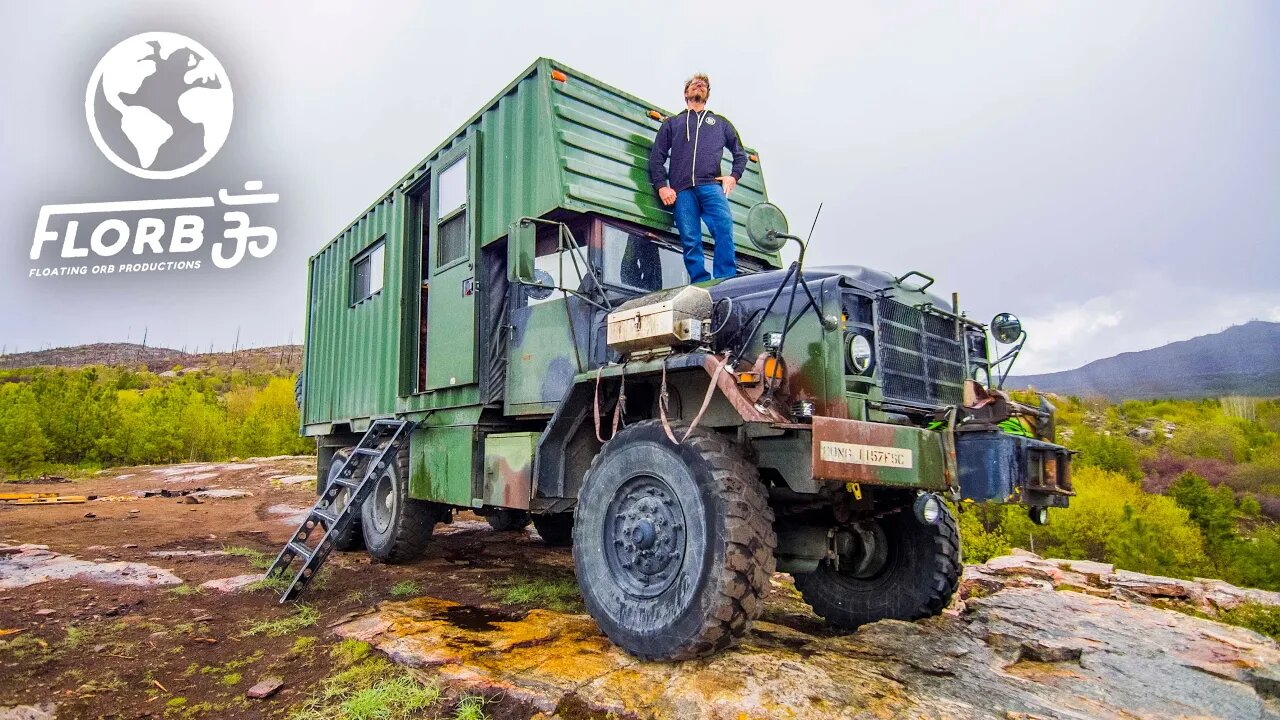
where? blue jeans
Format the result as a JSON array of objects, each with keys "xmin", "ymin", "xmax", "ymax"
[{"xmin": 674, "ymin": 184, "xmax": 736, "ymax": 283}]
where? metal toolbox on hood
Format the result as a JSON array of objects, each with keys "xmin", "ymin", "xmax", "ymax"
[{"xmin": 606, "ymin": 285, "xmax": 712, "ymax": 355}]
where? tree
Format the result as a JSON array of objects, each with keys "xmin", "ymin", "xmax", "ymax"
[
  {"xmin": 0, "ymin": 384, "xmax": 51, "ymax": 478},
  {"xmin": 1168, "ymin": 471, "xmax": 1236, "ymax": 552}
]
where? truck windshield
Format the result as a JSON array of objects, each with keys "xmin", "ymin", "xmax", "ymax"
[{"xmin": 602, "ymin": 225, "xmax": 688, "ymax": 293}]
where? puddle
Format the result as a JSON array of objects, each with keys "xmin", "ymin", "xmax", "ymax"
[{"xmin": 435, "ymin": 604, "xmax": 519, "ymax": 632}]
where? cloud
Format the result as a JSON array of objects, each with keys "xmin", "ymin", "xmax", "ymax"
[{"xmin": 1015, "ymin": 275, "xmax": 1280, "ymax": 375}]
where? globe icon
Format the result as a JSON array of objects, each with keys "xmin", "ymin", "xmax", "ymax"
[{"xmin": 85, "ymin": 32, "xmax": 233, "ymax": 180}]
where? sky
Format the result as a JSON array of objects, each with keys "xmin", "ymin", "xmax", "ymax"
[{"xmin": 1, "ymin": 1, "xmax": 1277, "ymax": 374}]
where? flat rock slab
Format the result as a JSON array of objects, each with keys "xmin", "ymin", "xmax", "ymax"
[
  {"xmin": 963, "ymin": 554, "xmax": 1280, "ymax": 614},
  {"xmin": 0, "ymin": 704, "xmax": 58, "ymax": 720},
  {"xmin": 192, "ymin": 489, "xmax": 253, "ymax": 499},
  {"xmin": 335, "ymin": 589, "xmax": 1280, "ymax": 719},
  {"xmin": 245, "ymin": 676, "xmax": 284, "ymax": 699},
  {"xmin": 265, "ymin": 504, "xmax": 308, "ymax": 525},
  {"xmin": 275, "ymin": 475, "xmax": 313, "ymax": 485},
  {"xmin": 199, "ymin": 574, "xmax": 264, "ymax": 593},
  {"xmin": 148, "ymin": 550, "xmax": 228, "ymax": 558},
  {"xmin": 434, "ymin": 520, "xmax": 493, "ymax": 536},
  {"xmin": 0, "ymin": 544, "xmax": 181, "ymax": 590}
]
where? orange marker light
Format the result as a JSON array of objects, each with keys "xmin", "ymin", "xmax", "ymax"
[
  {"xmin": 647, "ymin": 110, "xmax": 663, "ymax": 121},
  {"xmin": 550, "ymin": 69, "xmax": 567, "ymax": 83},
  {"xmin": 763, "ymin": 356, "xmax": 785, "ymax": 380},
  {"xmin": 748, "ymin": 153, "xmax": 759, "ymax": 162}
]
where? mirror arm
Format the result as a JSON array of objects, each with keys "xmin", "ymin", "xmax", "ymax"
[{"xmin": 991, "ymin": 332, "xmax": 1027, "ymax": 389}]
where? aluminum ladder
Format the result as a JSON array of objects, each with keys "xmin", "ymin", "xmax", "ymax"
[{"xmin": 265, "ymin": 418, "xmax": 414, "ymax": 603}]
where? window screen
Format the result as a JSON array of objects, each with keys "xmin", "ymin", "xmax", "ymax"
[
  {"xmin": 437, "ymin": 214, "xmax": 467, "ymax": 266},
  {"xmin": 436, "ymin": 156, "xmax": 468, "ymax": 266},
  {"xmin": 350, "ymin": 238, "xmax": 385, "ymax": 304}
]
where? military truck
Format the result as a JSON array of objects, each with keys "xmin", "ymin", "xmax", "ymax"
[{"xmin": 276, "ymin": 58, "xmax": 1074, "ymax": 661}]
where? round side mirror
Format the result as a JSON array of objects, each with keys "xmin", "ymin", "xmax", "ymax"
[
  {"xmin": 745, "ymin": 202, "xmax": 790, "ymax": 253},
  {"xmin": 526, "ymin": 268, "xmax": 555, "ymax": 300},
  {"xmin": 990, "ymin": 313, "xmax": 1023, "ymax": 344}
]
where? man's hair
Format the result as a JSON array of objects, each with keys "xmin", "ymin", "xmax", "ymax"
[{"xmin": 684, "ymin": 73, "xmax": 711, "ymax": 98}]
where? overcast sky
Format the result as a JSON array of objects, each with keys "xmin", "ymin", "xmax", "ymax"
[{"xmin": 1, "ymin": 1, "xmax": 1277, "ymax": 373}]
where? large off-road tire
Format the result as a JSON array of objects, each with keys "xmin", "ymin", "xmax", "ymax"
[
  {"xmin": 793, "ymin": 503, "xmax": 961, "ymax": 630},
  {"xmin": 572, "ymin": 420, "xmax": 776, "ymax": 661},
  {"xmin": 319, "ymin": 449, "xmax": 363, "ymax": 551},
  {"xmin": 531, "ymin": 513, "xmax": 574, "ymax": 546},
  {"xmin": 487, "ymin": 509, "xmax": 532, "ymax": 532},
  {"xmin": 360, "ymin": 443, "xmax": 444, "ymax": 563}
]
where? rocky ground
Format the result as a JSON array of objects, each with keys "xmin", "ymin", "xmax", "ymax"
[{"xmin": 1, "ymin": 458, "xmax": 1277, "ymax": 719}]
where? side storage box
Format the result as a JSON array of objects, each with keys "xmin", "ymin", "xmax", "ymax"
[
  {"xmin": 482, "ymin": 432, "xmax": 539, "ymax": 510},
  {"xmin": 955, "ymin": 431, "xmax": 1073, "ymax": 508}
]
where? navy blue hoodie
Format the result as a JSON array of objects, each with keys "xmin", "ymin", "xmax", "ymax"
[{"xmin": 648, "ymin": 109, "xmax": 747, "ymax": 194}]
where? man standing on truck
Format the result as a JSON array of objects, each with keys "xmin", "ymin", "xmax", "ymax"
[{"xmin": 648, "ymin": 73, "xmax": 748, "ymax": 283}]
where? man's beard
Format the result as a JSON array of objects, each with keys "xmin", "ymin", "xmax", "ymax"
[{"xmin": 686, "ymin": 91, "xmax": 706, "ymax": 103}]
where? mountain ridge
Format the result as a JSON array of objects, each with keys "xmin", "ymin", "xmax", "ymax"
[
  {"xmin": 0, "ymin": 342, "xmax": 303, "ymax": 374},
  {"xmin": 1009, "ymin": 320, "xmax": 1280, "ymax": 399}
]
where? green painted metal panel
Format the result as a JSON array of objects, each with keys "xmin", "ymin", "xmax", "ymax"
[
  {"xmin": 302, "ymin": 197, "xmax": 400, "ymax": 429},
  {"xmin": 505, "ymin": 301, "xmax": 581, "ymax": 414},
  {"xmin": 546, "ymin": 64, "xmax": 775, "ymax": 264},
  {"xmin": 482, "ymin": 432, "xmax": 538, "ymax": 509},
  {"xmin": 409, "ymin": 425, "xmax": 475, "ymax": 507},
  {"xmin": 302, "ymin": 57, "xmax": 780, "ymax": 433}
]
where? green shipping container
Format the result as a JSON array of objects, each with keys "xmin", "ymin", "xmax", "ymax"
[{"xmin": 301, "ymin": 57, "xmax": 777, "ymax": 435}]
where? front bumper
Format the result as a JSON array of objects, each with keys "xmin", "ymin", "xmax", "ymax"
[
  {"xmin": 955, "ymin": 431, "xmax": 1074, "ymax": 508},
  {"xmin": 806, "ymin": 416, "xmax": 950, "ymax": 492}
]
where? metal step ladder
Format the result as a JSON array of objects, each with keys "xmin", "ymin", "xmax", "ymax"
[{"xmin": 265, "ymin": 418, "xmax": 414, "ymax": 603}]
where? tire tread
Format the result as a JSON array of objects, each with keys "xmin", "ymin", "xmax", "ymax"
[{"xmin": 579, "ymin": 420, "xmax": 776, "ymax": 661}]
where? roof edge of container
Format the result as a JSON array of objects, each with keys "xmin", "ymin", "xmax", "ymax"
[{"xmin": 309, "ymin": 57, "xmax": 554, "ymax": 260}]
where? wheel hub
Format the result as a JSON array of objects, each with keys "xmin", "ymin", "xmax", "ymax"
[
  {"xmin": 835, "ymin": 520, "xmax": 889, "ymax": 579},
  {"xmin": 605, "ymin": 474, "xmax": 686, "ymax": 598},
  {"xmin": 370, "ymin": 471, "xmax": 395, "ymax": 534}
]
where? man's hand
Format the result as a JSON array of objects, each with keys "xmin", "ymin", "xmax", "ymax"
[
  {"xmin": 658, "ymin": 186, "xmax": 677, "ymax": 206},
  {"xmin": 716, "ymin": 175, "xmax": 737, "ymax": 196}
]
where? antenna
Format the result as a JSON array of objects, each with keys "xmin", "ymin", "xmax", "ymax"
[{"xmin": 804, "ymin": 203, "xmax": 823, "ymax": 246}]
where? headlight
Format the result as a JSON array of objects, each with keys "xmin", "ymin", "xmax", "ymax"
[
  {"xmin": 848, "ymin": 334, "xmax": 873, "ymax": 374},
  {"xmin": 913, "ymin": 493, "xmax": 943, "ymax": 525}
]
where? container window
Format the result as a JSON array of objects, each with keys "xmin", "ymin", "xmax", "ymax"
[
  {"xmin": 602, "ymin": 225, "xmax": 688, "ymax": 292},
  {"xmin": 436, "ymin": 156, "xmax": 468, "ymax": 267},
  {"xmin": 438, "ymin": 158, "xmax": 466, "ymax": 217},
  {"xmin": 350, "ymin": 238, "xmax": 385, "ymax": 304},
  {"xmin": 437, "ymin": 214, "xmax": 467, "ymax": 266}
]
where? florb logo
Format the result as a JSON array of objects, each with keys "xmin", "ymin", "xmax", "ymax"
[
  {"xmin": 85, "ymin": 32, "xmax": 234, "ymax": 180},
  {"xmin": 30, "ymin": 32, "xmax": 277, "ymax": 279}
]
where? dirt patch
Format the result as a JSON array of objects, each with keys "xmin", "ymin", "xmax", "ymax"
[{"xmin": 0, "ymin": 457, "xmax": 581, "ymax": 719}]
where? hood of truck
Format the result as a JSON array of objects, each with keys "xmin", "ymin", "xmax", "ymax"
[{"xmin": 709, "ymin": 264, "xmax": 954, "ymax": 309}]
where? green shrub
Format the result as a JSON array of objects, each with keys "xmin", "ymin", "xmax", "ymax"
[
  {"xmin": 1000, "ymin": 466, "xmax": 1210, "ymax": 578},
  {"xmin": 1217, "ymin": 603, "xmax": 1280, "ymax": 641},
  {"xmin": 957, "ymin": 508, "xmax": 1011, "ymax": 563}
]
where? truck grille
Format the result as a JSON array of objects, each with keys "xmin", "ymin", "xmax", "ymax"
[{"xmin": 876, "ymin": 299, "xmax": 965, "ymax": 407}]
